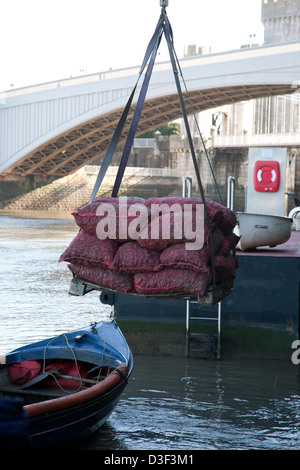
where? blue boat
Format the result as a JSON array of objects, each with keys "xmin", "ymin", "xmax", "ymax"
[{"xmin": 0, "ymin": 319, "xmax": 133, "ymax": 449}]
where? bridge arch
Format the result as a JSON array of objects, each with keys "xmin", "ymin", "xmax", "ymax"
[{"xmin": 1, "ymin": 41, "xmax": 300, "ymax": 178}]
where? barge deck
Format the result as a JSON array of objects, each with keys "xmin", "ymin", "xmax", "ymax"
[{"xmin": 112, "ymin": 231, "xmax": 300, "ymax": 359}]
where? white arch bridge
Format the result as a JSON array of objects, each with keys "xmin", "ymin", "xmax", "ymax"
[{"xmin": 1, "ymin": 41, "xmax": 300, "ymax": 179}]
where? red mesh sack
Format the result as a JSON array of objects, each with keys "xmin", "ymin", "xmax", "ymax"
[
  {"xmin": 134, "ymin": 267, "xmax": 211, "ymax": 299},
  {"xmin": 72, "ymin": 198, "xmax": 117, "ymax": 235},
  {"xmin": 145, "ymin": 196, "xmax": 203, "ymax": 211},
  {"xmin": 137, "ymin": 210, "xmax": 209, "ymax": 251},
  {"xmin": 93, "ymin": 196, "xmax": 118, "ymax": 204},
  {"xmin": 144, "ymin": 196, "xmax": 236, "ymax": 234},
  {"xmin": 205, "ymin": 199, "xmax": 237, "ymax": 234},
  {"xmin": 59, "ymin": 230, "xmax": 119, "ymax": 268},
  {"xmin": 214, "ymin": 253, "xmax": 238, "ymax": 282},
  {"xmin": 159, "ymin": 228, "xmax": 224, "ymax": 272},
  {"xmin": 72, "ymin": 197, "xmax": 148, "ymax": 242},
  {"xmin": 218, "ymin": 232, "xmax": 240, "ymax": 255},
  {"xmin": 44, "ymin": 360, "xmax": 89, "ymax": 390},
  {"xmin": 68, "ymin": 262, "xmax": 135, "ymax": 293},
  {"xmin": 160, "ymin": 243, "xmax": 210, "ymax": 272},
  {"xmin": 8, "ymin": 360, "xmax": 42, "ymax": 385},
  {"xmin": 112, "ymin": 241, "xmax": 162, "ymax": 273}
]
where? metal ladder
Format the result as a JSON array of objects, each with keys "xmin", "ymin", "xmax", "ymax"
[
  {"xmin": 182, "ymin": 175, "xmax": 222, "ymax": 359},
  {"xmin": 185, "ymin": 300, "xmax": 222, "ymax": 359}
]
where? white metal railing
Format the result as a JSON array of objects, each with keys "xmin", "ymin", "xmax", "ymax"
[
  {"xmin": 3, "ymin": 40, "xmax": 300, "ymax": 98},
  {"xmin": 84, "ymin": 165, "xmax": 179, "ymax": 178},
  {"xmin": 213, "ymin": 132, "xmax": 300, "ymax": 148},
  {"xmin": 133, "ymin": 138, "xmax": 155, "ymax": 148}
]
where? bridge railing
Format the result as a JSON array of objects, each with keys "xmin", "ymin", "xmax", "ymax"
[{"xmin": 3, "ymin": 40, "xmax": 300, "ymax": 99}]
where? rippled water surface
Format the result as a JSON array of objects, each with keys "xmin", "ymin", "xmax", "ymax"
[
  {"xmin": 93, "ymin": 355, "xmax": 300, "ymax": 451},
  {"xmin": 0, "ymin": 212, "xmax": 111, "ymax": 352},
  {"xmin": 1, "ymin": 212, "xmax": 300, "ymax": 450}
]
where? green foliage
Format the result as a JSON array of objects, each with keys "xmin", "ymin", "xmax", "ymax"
[{"xmin": 139, "ymin": 122, "xmax": 180, "ymax": 138}]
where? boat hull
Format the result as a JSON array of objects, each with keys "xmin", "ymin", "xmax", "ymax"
[
  {"xmin": 235, "ymin": 213, "xmax": 292, "ymax": 251},
  {"xmin": 0, "ymin": 320, "xmax": 133, "ymax": 449},
  {"xmin": 27, "ymin": 376, "xmax": 127, "ymax": 449}
]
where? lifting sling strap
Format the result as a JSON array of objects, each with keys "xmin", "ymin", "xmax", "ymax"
[
  {"xmin": 89, "ymin": 13, "xmax": 164, "ymax": 203},
  {"xmin": 111, "ymin": 28, "xmax": 162, "ymax": 197}
]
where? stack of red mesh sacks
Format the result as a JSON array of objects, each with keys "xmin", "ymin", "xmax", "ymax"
[{"xmin": 59, "ymin": 196, "xmax": 240, "ymax": 301}]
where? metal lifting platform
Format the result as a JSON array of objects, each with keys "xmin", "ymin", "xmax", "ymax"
[{"xmin": 69, "ymin": 275, "xmax": 233, "ymax": 307}]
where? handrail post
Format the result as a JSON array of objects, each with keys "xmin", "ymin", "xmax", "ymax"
[
  {"xmin": 227, "ymin": 176, "xmax": 235, "ymax": 211},
  {"xmin": 186, "ymin": 300, "xmax": 190, "ymax": 357},
  {"xmin": 182, "ymin": 176, "xmax": 192, "ymax": 197}
]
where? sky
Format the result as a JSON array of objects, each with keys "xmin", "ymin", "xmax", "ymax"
[{"xmin": 0, "ymin": 0, "xmax": 264, "ymax": 91}]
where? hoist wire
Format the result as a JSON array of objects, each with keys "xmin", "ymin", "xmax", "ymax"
[{"xmin": 112, "ymin": 25, "xmax": 163, "ymax": 197}]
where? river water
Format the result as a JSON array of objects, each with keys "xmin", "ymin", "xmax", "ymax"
[{"xmin": 0, "ymin": 211, "xmax": 300, "ymax": 451}]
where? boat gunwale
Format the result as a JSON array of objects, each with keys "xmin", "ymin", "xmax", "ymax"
[{"xmin": 23, "ymin": 362, "xmax": 129, "ymax": 418}]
